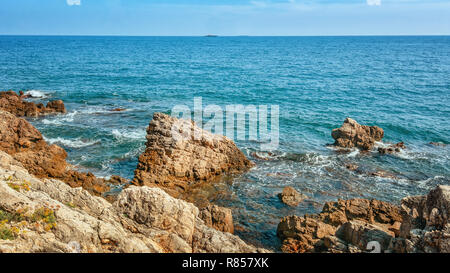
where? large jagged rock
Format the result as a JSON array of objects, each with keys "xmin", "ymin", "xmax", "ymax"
[
  {"xmin": 0, "ymin": 110, "xmax": 109, "ymax": 196},
  {"xmin": 332, "ymin": 118, "xmax": 384, "ymax": 150},
  {"xmin": 0, "ymin": 151, "xmax": 266, "ymax": 253},
  {"xmin": 133, "ymin": 113, "xmax": 255, "ymax": 196},
  {"xmin": 277, "ymin": 198, "xmax": 402, "ymax": 253},
  {"xmin": 0, "ymin": 91, "xmax": 66, "ymax": 117}
]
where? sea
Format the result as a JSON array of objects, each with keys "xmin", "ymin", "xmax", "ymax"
[{"xmin": 0, "ymin": 36, "xmax": 449, "ymax": 250}]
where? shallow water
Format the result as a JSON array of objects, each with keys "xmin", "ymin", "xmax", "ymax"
[{"xmin": 1, "ymin": 36, "xmax": 449, "ymax": 250}]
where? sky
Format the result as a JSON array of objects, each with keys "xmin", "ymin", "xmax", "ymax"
[{"xmin": 0, "ymin": 0, "xmax": 450, "ymax": 36}]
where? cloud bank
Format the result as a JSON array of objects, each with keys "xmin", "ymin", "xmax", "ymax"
[
  {"xmin": 367, "ymin": 0, "xmax": 381, "ymax": 6},
  {"xmin": 67, "ymin": 0, "xmax": 81, "ymax": 6}
]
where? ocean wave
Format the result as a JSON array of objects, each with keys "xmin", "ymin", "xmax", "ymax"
[
  {"xmin": 41, "ymin": 111, "xmax": 77, "ymax": 125},
  {"xmin": 44, "ymin": 137, "xmax": 100, "ymax": 148},
  {"xmin": 416, "ymin": 175, "xmax": 449, "ymax": 189},
  {"xmin": 24, "ymin": 90, "xmax": 51, "ymax": 99},
  {"xmin": 112, "ymin": 128, "xmax": 146, "ymax": 141}
]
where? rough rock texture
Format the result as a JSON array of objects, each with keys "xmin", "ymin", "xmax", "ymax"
[
  {"xmin": 332, "ymin": 118, "xmax": 384, "ymax": 150},
  {"xmin": 277, "ymin": 186, "xmax": 450, "ymax": 253},
  {"xmin": 278, "ymin": 186, "xmax": 307, "ymax": 207},
  {"xmin": 277, "ymin": 198, "xmax": 403, "ymax": 253},
  {"xmin": 392, "ymin": 185, "xmax": 450, "ymax": 253},
  {"xmin": 133, "ymin": 113, "xmax": 255, "ymax": 196},
  {"xmin": 0, "ymin": 110, "xmax": 68, "ymax": 178},
  {"xmin": 199, "ymin": 204, "xmax": 234, "ymax": 234},
  {"xmin": 0, "ymin": 151, "xmax": 267, "ymax": 253},
  {"xmin": 0, "ymin": 110, "xmax": 110, "ymax": 196},
  {"xmin": 0, "ymin": 91, "xmax": 66, "ymax": 117}
]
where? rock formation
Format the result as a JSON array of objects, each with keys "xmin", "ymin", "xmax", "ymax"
[
  {"xmin": 332, "ymin": 118, "xmax": 384, "ymax": 150},
  {"xmin": 133, "ymin": 113, "xmax": 255, "ymax": 196},
  {"xmin": 277, "ymin": 186, "xmax": 450, "ymax": 253},
  {"xmin": 0, "ymin": 151, "xmax": 266, "ymax": 253},
  {"xmin": 278, "ymin": 186, "xmax": 307, "ymax": 207},
  {"xmin": 392, "ymin": 185, "xmax": 450, "ymax": 253},
  {"xmin": 277, "ymin": 198, "xmax": 403, "ymax": 253},
  {"xmin": 0, "ymin": 110, "xmax": 111, "ymax": 196},
  {"xmin": 0, "ymin": 91, "xmax": 66, "ymax": 117},
  {"xmin": 199, "ymin": 204, "xmax": 234, "ymax": 234}
]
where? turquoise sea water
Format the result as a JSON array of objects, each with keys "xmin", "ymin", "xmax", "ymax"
[{"xmin": 1, "ymin": 36, "xmax": 449, "ymax": 249}]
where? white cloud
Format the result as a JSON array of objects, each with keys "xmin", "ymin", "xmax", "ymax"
[
  {"xmin": 367, "ymin": 0, "xmax": 381, "ymax": 6},
  {"xmin": 67, "ymin": 0, "xmax": 81, "ymax": 6}
]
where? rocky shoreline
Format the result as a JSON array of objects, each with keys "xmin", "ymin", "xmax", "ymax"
[{"xmin": 0, "ymin": 90, "xmax": 448, "ymax": 253}]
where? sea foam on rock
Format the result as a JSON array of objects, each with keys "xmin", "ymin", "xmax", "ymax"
[{"xmin": 0, "ymin": 91, "xmax": 66, "ymax": 117}]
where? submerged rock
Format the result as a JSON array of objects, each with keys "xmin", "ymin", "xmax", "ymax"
[
  {"xmin": 133, "ymin": 113, "xmax": 255, "ymax": 196},
  {"xmin": 278, "ymin": 186, "xmax": 307, "ymax": 207},
  {"xmin": 0, "ymin": 91, "xmax": 66, "ymax": 117},
  {"xmin": 429, "ymin": 142, "xmax": 447, "ymax": 147},
  {"xmin": 111, "ymin": 108, "xmax": 126, "ymax": 112},
  {"xmin": 378, "ymin": 142, "xmax": 406, "ymax": 155},
  {"xmin": 0, "ymin": 151, "xmax": 267, "ymax": 253},
  {"xmin": 332, "ymin": 118, "xmax": 384, "ymax": 150}
]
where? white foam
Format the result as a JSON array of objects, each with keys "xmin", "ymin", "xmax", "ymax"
[
  {"xmin": 112, "ymin": 128, "xmax": 146, "ymax": 141},
  {"xmin": 44, "ymin": 137, "xmax": 100, "ymax": 148},
  {"xmin": 41, "ymin": 111, "xmax": 77, "ymax": 125},
  {"xmin": 347, "ymin": 149, "xmax": 360, "ymax": 158},
  {"xmin": 24, "ymin": 90, "xmax": 50, "ymax": 99}
]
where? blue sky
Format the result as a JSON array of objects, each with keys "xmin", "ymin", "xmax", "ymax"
[{"xmin": 1, "ymin": 0, "xmax": 450, "ymax": 35}]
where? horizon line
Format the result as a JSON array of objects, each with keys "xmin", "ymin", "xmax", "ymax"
[{"xmin": 1, "ymin": 34, "xmax": 450, "ymax": 37}]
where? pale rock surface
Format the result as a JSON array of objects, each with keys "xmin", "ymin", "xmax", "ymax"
[{"xmin": 0, "ymin": 151, "xmax": 267, "ymax": 253}]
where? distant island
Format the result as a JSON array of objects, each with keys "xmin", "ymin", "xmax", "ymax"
[{"xmin": 204, "ymin": 34, "xmax": 218, "ymax": 37}]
